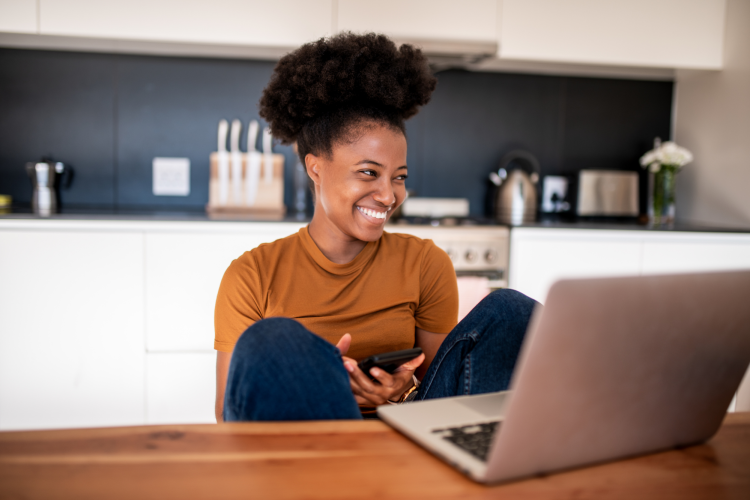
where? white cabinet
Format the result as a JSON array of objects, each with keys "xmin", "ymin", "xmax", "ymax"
[
  {"xmin": 146, "ymin": 352, "xmax": 216, "ymax": 424},
  {"xmin": 509, "ymin": 229, "xmax": 642, "ymax": 303},
  {"xmin": 0, "ymin": 229, "xmax": 145, "ymax": 430},
  {"xmin": 510, "ymin": 228, "xmax": 750, "ymax": 304},
  {"xmin": 0, "ymin": 220, "xmax": 303, "ymax": 430},
  {"xmin": 0, "ymin": 0, "xmax": 37, "ymax": 34},
  {"xmin": 499, "ymin": 0, "xmax": 726, "ymax": 69},
  {"xmin": 2, "ymin": 0, "xmax": 728, "ymax": 74},
  {"xmin": 509, "ymin": 227, "xmax": 750, "ymax": 412},
  {"xmin": 39, "ymin": 0, "xmax": 332, "ymax": 47},
  {"xmin": 642, "ymin": 233, "xmax": 750, "ymax": 274},
  {"xmin": 338, "ymin": 0, "xmax": 498, "ymax": 44},
  {"xmin": 145, "ymin": 224, "xmax": 303, "ymax": 352}
]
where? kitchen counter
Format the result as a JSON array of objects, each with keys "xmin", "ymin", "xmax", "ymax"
[
  {"xmin": 2, "ymin": 209, "xmax": 750, "ymax": 234},
  {"xmin": 518, "ymin": 219, "xmax": 750, "ymax": 234},
  {"xmin": 0, "ymin": 207, "xmax": 311, "ymax": 223},
  {"xmin": 1, "ymin": 413, "xmax": 749, "ymax": 499}
]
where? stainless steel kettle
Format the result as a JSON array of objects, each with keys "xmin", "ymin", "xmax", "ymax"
[
  {"xmin": 25, "ymin": 160, "xmax": 72, "ymax": 215},
  {"xmin": 488, "ymin": 150, "xmax": 540, "ymax": 225}
]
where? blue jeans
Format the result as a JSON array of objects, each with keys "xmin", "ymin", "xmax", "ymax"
[{"xmin": 223, "ymin": 289, "xmax": 539, "ymax": 421}]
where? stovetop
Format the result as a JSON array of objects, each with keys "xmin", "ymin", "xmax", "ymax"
[{"xmin": 389, "ymin": 216, "xmax": 502, "ymax": 227}]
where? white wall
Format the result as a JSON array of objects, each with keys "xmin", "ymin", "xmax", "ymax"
[{"xmin": 674, "ymin": 0, "xmax": 750, "ymax": 228}]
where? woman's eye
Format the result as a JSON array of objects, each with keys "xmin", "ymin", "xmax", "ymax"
[
  {"xmin": 361, "ymin": 170, "xmax": 376, "ymax": 177},
  {"xmin": 395, "ymin": 174, "xmax": 408, "ymax": 181}
]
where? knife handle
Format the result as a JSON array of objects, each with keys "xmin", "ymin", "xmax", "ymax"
[
  {"xmin": 247, "ymin": 120, "xmax": 259, "ymax": 152},
  {"xmin": 217, "ymin": 119, "xmax": 229, "ymax": 152},
  {"xmin": 217, "ymin": 151, "xmax": 229, "ymax": 206},
  {"xmin": 230, "ymin": 119, "xmax": 242, "ymax": 152}
]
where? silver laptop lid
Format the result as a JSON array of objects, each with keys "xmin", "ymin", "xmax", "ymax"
[{"xmin": 486, "ymin": 270, "xmax": 750, "ymax": 483}]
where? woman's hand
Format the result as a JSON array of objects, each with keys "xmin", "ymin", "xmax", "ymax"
[{"xmin": 336, "ymin": 334, "xmax": 425, "ymax": 406}]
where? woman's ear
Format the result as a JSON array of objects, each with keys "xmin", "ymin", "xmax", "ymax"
[{"xmin": 305, "ymin": 154, "xmax": 322, "ymax": 185}]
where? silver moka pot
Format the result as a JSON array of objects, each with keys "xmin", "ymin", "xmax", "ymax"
[
  {"xmin": 25, "ymin": 160, "xmax": 73, "ymax": 215},
  {"xmin": 488, "ymin": 150, "xmax": 540, "ymax": 225}
]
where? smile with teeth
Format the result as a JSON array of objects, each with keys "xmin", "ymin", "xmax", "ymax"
[{"xmin": 357, "ymin": 206, "xmax": 389, "ymax": 220}]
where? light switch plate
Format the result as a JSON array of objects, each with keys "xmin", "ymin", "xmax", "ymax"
[{"xmin": 153, "ymin": 157, "xmax": 190, "ymax": 196}]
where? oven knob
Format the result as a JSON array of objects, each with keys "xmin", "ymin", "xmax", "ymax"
[
  {"xmin": 484, "ymin": 250, "xmax": 498, "ymax": 264},
  {"xmin": 445, "ymin": 248, "xmax": 457, "ymax": 261},
  {"xmin": 464, "ymin": 249, "xmax": 478, "ymax": 263}
]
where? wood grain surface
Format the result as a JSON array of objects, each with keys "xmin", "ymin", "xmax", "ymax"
[{"xmin": 1, "ymin": 413, "xmax": 749, "ymax": 500}]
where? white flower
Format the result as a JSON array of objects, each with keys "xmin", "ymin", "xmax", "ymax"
[{"xmin": 640, "ymin": 141, "xmax": 693, "ymax": 169}]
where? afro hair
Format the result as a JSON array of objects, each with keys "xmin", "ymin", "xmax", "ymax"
[{"xmin": 259, "ymin": 32, "xmax": 437, "ymax": 162}]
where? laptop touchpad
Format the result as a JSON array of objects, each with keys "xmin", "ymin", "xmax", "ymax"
[{"xmin": 457, "ymin": 393, "xmax": 509, "ymax": 418}]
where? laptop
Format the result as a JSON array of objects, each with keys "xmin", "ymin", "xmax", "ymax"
[{"xmin": 378, "ymin": 270, "xmax": 750, "ymax": 484}]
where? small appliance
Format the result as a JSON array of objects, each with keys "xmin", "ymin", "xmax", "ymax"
[
  {"xmin": 488, "ymin": 150, "xmax": 540, "ymax": 225},
  {"xmin": 577, "ymin": 170, "xmax": 639, "ymax": 217},
  {"xmin": 25, "ymin": 159, "xmax": 73, "ymax": 215}
]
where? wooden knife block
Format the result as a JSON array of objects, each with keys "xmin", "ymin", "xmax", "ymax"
[{"xmin": 206, "ymin": 152, "xmax": 285, "ymax": 217}]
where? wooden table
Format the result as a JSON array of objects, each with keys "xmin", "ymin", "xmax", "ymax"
[{"xmin": 1, "ymin": 412, "xmax": 749, "ymax": 499}]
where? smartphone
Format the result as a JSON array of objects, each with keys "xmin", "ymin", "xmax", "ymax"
[{"xmin": 357, "ymin": 348, "xmax": 423, "ymax": 379}]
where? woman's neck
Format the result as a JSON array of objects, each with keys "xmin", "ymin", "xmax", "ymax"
[{"xmin": 308, "ymin": 212, "xmax": 368, "ymax": 264}]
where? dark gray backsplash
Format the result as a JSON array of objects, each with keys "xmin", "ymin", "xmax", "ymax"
[{"xmin": 0, "ymin": 48, "xmax": 672, "ymax": 215}]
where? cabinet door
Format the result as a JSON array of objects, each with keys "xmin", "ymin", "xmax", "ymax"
[
  {"xmin": 0, "ymin": 0, "xmax": 37, "ymax": 33},
  {"xmin": 39, "ymin": 0, "xmax": 332, "ymax": 47},
  {"xmin": 338, "ymin": 0, "xmax": 498, "ymax": 44},
  {"xmin": 500, "ymin": 0, "xmax": 725, "ymax": 69},
  {"xmin": 642, "ymin": 233, "xmax": 750, "ymax": 274},
  {"xmin": 0, "ymin": 230, "xmax": 145, "ymax": 430},
  {"xmin": 146, "ymin": 352, "xmax": 215, "ymax": 424},
  {"xmin": 145, "ymin": 224, "xmax": 303, "ymax": 352},
  {"xmin": 509, "ymin": 229, "xmax": 642, "ymax": 303}
]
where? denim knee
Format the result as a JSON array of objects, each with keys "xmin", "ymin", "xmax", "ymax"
[
  {"xmin": 484, "ymin": 288, "xmax": 538, "ymax": 314},
  {"xmin": 224, "ymin": 317, "xmax": 361, "ymax": 421},
  {"xmin": 233, "ymin": 317, "xmax": 321, "ymax": 362}
]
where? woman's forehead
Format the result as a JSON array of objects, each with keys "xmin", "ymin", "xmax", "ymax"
[{"xmin": 333, "ymin": 126, "xmax": 407, "ymax": 166}]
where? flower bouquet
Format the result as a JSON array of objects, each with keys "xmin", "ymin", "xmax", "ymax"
[{"xmin": 640, "ymin": 139, "xmax": 693, "ymax": 225}]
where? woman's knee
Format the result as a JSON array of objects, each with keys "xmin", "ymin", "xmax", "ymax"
[
  {"xmin": 483, "ymin": 288, "xmax": 539, "ymax": 319},
  {"xmin": 235, "ymin": 317, "xmax": 310, "ymax": 353},
  {"xmin": 232, "ymin": 317, "xmax": 338, "ymax": 367}
]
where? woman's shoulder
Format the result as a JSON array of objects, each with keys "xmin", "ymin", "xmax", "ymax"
[
  {"xmin": 231, "ymin": 230, "xmax": 303, "ymax": 271},
  {"xmin": 381, "ymin": 231, "xmax": 450, "ymax": 265},
  {"xmin": 382, "ymin": 230, "xmax": 431, "ymax": 247}
]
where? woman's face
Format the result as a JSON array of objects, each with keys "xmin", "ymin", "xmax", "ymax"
[{"xmin": 307, "ymin": 124, "xmax": 408, "ymax": 242}]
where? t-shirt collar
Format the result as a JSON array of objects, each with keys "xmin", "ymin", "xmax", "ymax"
[{"xmin": 299, "ymin": 226, "xmax": 378, "ymax": 276}]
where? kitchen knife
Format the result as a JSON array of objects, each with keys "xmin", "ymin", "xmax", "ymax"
[
  {"xmin": 217, "ymin": 119, "xmax": 229, "ymax": 206},
  {"xmin": 245, "ymin": 120, "xmax": 261, "ymax": 206},
  {"xmin": 229, "ymin": 119, "xmax": 243, "ymax": 205},
  {"xmin": 262, "ymin": 127, "xmax": 274, "ymax": 185}
]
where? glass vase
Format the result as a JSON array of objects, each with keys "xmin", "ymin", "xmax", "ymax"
[{"xmin": 649, "ymin": 164, "xmax": 678, "ymax": 226}]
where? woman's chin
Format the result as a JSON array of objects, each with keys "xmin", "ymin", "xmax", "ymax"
[
  {"xmin": 350, "ymin": 218, "xmax": 387, "ymax": 241},
  {"xmin": 354, "ymin": 225, "xmax": 386, "ymax": 242}
]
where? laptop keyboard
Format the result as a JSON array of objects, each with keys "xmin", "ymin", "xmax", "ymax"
[{"xmin": 431, "ymin": 421, "xmax": 500, "ymax": 462}]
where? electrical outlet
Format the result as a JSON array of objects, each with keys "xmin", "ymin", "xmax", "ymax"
[{"xmin": 153, "ymin": 157, "xmax": 190, "ymax": 196}]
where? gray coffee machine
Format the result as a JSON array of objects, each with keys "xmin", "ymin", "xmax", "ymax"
[{"xmin": 25, "ymin": 160, "xmax": 72, "ymax": 215}]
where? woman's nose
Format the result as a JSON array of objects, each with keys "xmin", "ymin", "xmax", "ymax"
[{"xmin": 373, "ymin": 179, "xmax": 396, "ymax": 207}]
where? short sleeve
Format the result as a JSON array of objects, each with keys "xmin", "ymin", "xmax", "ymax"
[
  {"xmin": 214, "ymin": 252, "xmax": 264, "ymax": 352},
  {"xmin": 415, "ymin": 241, "xmax": 458, "ymax": 333}
]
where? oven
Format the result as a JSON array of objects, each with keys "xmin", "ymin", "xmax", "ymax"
[{"xmin": 387, "ymin": 221, "xmax": 510, "ymax": 321}]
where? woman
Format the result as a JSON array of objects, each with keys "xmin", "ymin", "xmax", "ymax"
[{"xmin": 214, "ymin": 33, "xmax": 537, "ymax": 421}]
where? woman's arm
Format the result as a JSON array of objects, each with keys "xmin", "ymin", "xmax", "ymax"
[
  {"xmin": 414, "ymin": 327, "xmax": 448, "ymax": 380},
  {"xmin": 215, "ymin": 351, "xmax": 232, "ymax": 422}
]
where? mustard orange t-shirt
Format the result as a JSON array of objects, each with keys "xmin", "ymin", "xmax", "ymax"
[{"xmin": 214, "ymin": 227, "xmax": 458, "ymax": 360}]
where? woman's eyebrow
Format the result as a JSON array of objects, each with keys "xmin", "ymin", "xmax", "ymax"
[
  {"xmin": 354, "ymin": 159, "xmax": 384, "ymax": 167},
  {"xmin": 354, "ymin": 160, "xmax": 408, "ymax": 171}
]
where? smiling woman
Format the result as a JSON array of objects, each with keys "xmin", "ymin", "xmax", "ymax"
[{"xmin": 213, "ymin": 33, "xmax": 538, "ymax": 422}]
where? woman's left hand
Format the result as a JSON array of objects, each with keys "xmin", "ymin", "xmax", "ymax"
[{"xmin": 336, "ymin": 334, "xmax": 424, "ymax": 406}]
